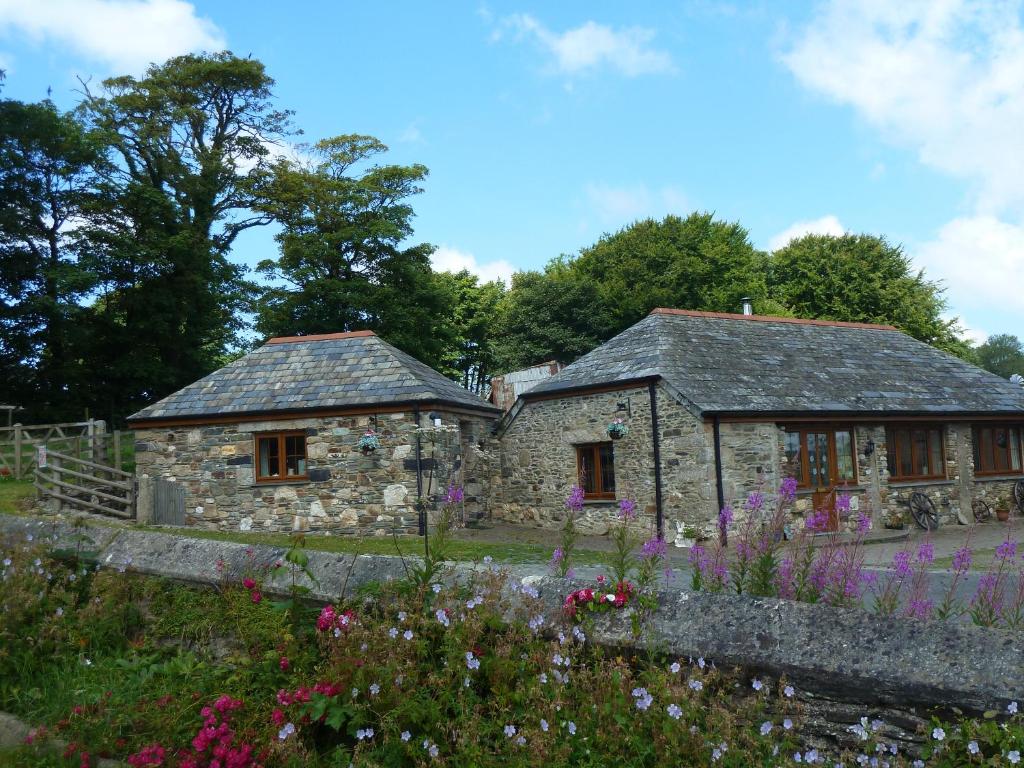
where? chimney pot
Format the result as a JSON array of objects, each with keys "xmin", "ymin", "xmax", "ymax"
[{"xmin": 741, "ymin": 297, "xmax": 753, "ymax": 316}]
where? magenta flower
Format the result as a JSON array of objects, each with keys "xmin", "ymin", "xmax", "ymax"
[
  {"xmin": 996, "ymin": 538, "xmax": 1018, "ymax": 562},
  {"xmin": 916, "ymin": 541, "xmax": 935, "ymax": 565},
  {"xmin": 565, "ymin": 486, "xmax": 585, "ymax": 513},
  {"xmin": 718, "ymin": 505, "xmax": 734, "ymax": 530},
  {"xmin": 745, "ymin": 492, "xmax": 765, "ymax": 513},
  {"xmin": 780, "ymin": 477, "xmax": 798, "ymax": 502},
  {"xmin": 640, "ymin": 536, "xmax": 668, "ymax": 560},
  {"xmin": 952, "ymin": 546, "xmax": 972, "ymax": 573},
  {"xmin": 618, "ymin": 498, "xmax": 637, "ymax": 521},
  {"xmin": 445, "ymin": 485, "xmax": 464, "ymax": 504},
  {"xmin": 835, "ymin": 493, "xmax": 852, "ymax": 514},
  {"xmin": 892, "ymin": 550, "xmax": 912, "ymax": 578}
]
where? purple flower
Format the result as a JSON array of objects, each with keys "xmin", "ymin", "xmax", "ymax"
[
  {"xmin": 640, "ymin": 536, "xmax": 668, "ymax": 560},
  {"xmin": 618, "ymin": 498, "xmax": 637, "ymax": 521},
  {"xmin": 892, "ymin": 550, "xmax": 912, "ymax": 578},
  {"xmin": 835, "ymin": 493, "xmax": 852, "ymax": 514},
  {"xmin": 445, "ymin": 484, "xmax": 464, "ymax": 504},
  {"xmin": 780, "ymin": 477, "xmax": 798, "ymax": 502},
  {"xmin": 916, "ymin": 541, "xmax": 934, "ymax": 565},
  {"xmin": 745, "ymin": 492, "xmax": 765, "ymax": 513},
  {"xmin": 718, "ymin": 505, "xmax": 734, "ymax": 530},
  {"xmin": 565, "ymin": 486, "xmax": 585, "ymax": 513},
  {"xmin": 951, "ymin": 546, "xmax": 972, "ymax": 573},
  {"xmin": 855, "ymin": 512, "xmax": 871, "ymax": 534},
  {"xmin": 996, "ymin": 538, "xmax": 1018, "ymax": 562}
]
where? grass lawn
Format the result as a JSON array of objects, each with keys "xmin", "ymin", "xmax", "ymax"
[
  {"xmin": 0, "ymin": 480, "xmax": 34, "ymax": 516},
  {"xmin": 138, "ymin": 524, "xmax": 607, "ymax": 567}
]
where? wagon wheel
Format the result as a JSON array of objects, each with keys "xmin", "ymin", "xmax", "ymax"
[
  {"xmin": 1015, "ymin": 481, "xmax": 1024, "ymax": 515},
  {"xmin": 972, "ymin": 497, "xmax": 993, "ymax": 523},
  {"xmin": 909, "ymin": 492, "xmax": 939, "ymax": 531}
]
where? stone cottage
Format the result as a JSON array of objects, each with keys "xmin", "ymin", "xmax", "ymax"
[
  {"xmin": 128, "ymin": 331, "xmax": 501, "ymax": 534},
  {"xmin": 491, "ymin": 308, "xmax": 1024, "ymax": 537}
]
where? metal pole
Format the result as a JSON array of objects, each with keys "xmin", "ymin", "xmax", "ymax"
[{"xmin": 647, "ymin": 381, "xmax": 664, "ymax": 539}]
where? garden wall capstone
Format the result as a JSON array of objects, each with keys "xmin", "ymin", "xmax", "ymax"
[{"xmin": 2, "ymin": 515, "xmax": 1021, "ymax": 717}]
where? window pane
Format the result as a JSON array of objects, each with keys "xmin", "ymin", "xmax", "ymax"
[
  {"xmin": 885, "ymin": 430, "xmax": 897, "ymax": 477},
  {"xmin": 1011, "ymin": 428, "xmax": 1022, "ymax": 471},
  {"xmin": 835, "ymin": 430, "xmax": 854, "ymax": 481},
  {"xmin": 995, "ymin": 428, "xmax": 1010, "ymax": 471},
  {"xmin": 808, "ymin": 432, "xmax": 829, "ymax": 487},
  {"xmin": 578, "ymin": 447, "xmax": 598, "ymax": 495},
  {"xmin": 599, "ymin": 444, "xmax": 615, "ymax": 494},
  {"xmin": 258, "ymin": 437, "xmax": 280, "ymax": 478},
  {"xmin": 285, "ymin": 435, "xmax": 306, "ymax": 476},
  {"xmin": 978, "ymin": 428, "xmax": 993, "ymax": 473},
  {"xmin": 898, "ymin": 429, "xmax": 913, "ymax": 477},
  {"xmin": 912, "ymin": 429, "xmax": 928, "ymax": 477},
  {"xmin": 928, "ymin": 430, "xmax": 943, "ymax": 477},
  {"xmin": 784, "ymin": 431, "xmax": 803, "ymax": 484}
]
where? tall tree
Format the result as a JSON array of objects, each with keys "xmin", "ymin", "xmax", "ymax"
[
  {"xmin": 976, "ymin": 334, "xmax": 1024, "ymax": 379},
  {"xmin": 571, "ymin": 212, "xmax": 772, "ymax": 335},
  {"xmin": 78, "ymin": 52, "xmax": 291, "ymax": 421},
  {"xmin": 0, "ymin": 98, "xmax": 101, "ymax": 420},
  {"xmin": 433, "ymin": 270, "xmax": 505, "ymax": 393},
  {"xmin": 768, "ymin": 234, "xmax": 971, "ymax": 358},
  {"xmin": 252, "ymin": 135, "xmax": 449, "ymax": 368},
  {"xmin": 491, "ymin": 259, "xmax": 611, "ymax": 372}
]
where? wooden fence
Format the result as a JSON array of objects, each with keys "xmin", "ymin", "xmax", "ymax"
[
  {"xmin": 0, "ymin": 420, "xmax": 133, "ymax": 480},
  {"xmin": 33, "ymin": 450, "xmax": 135, "ymax": 519}
]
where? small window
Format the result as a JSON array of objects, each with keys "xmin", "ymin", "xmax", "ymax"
[
  {"xmin": 783, "ymin": 427, "xmax": 856, "ymax": 488},
  {"xmin": 576, "ymin": 443, "xmax": 615, "ymax": 499},
  {"xmin": 973, "ymin": 425, "xmax": 1024, "ymax": 476},
  {"xmin": 886, "ymin": 426, "xmax": 945, "ymax": 481},
  {"xmin": 256, "ymin": 432, "xmax": 308, "ymax": 481}
]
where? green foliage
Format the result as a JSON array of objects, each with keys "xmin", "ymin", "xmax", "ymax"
[
  {"xmin": 768, "ymin": 233, "xmax": 971, "ymax": 358},
  {"xmin": 432, "ymin": 269, "xmax": 505, "ymax": 394},
  {"xmin": 975, "ymin": 333, "xmax": 1024, "ymax": 379}
]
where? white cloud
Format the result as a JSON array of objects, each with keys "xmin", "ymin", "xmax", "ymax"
[
  {"xmin": 915, "ymin": 215, "xmax": 1024, "ymax": 327},
  {"xmin": 584, "ymin": 182, "xmax": 689, "ymax": 227},
  {"xmin": 431, "ymin": 245, "xmax": 516, "ymax": 287},
  {"xmin": 500, "ymin": 14, "xmax": 675, "ymax": 77},
  {"xmin": 768, "ymin": 214, "xmax": 846, "ymax": 251},
  {"xmin": 0, "ymin": 0, "xmax": 226, "ymax": 74},
  {"xmin": 781, "ymin": 0, "xmax": 1024, "ymax": 215},
  {"xmin": 398, "ymin": 122, "xmax": 424, "ymax": 144}
]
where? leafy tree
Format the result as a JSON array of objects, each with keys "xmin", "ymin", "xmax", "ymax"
[
  {"xmin": 571, "ymin": 212, "xmax": 772, "ymax": 335},
  {"xmin": 0, "ymin": 98, "xmax": 101, "ymax": 420},
  {"xmin": 492, "ymin": 259, "xmax": 611, "ymax": 372},
  {"xmin": 77, "ymin": 52, "xmax": 291, "ymax": 422},
  {"xmin": 433, "ymin": 270, "xmax": 505, "ymax": 394},
  {"xmin": 975, "ymin": 334, "xmax": 1024, "ymax": 379},
  {"xmin": 252, "ymin": 135, "xmax": 450, "ymax": 368},
  {"xmin": 768, "ymin": 234, "xmax": 971, "ymax": 358}
]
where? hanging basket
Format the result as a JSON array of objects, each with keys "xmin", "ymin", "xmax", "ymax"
[
  {"xmin": 607, "ymin": 419, "xmax": 628, "ymax": 440},
  {"xmin": 357, "ymin": 431, "xmax": 381, "ymax": 455}
]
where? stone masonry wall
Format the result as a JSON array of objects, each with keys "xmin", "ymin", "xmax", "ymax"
[
  {"xmin": 134, "ymin": 409, "xmax": 496, "ymax": 536},
  {"xmin": 493, "ymin": 383, "xmax": 717, "ymax": 537}
]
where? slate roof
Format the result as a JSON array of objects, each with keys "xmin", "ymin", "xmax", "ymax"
[
  {"xmin": 128, "ymin": 331, "xmax": 499, "ymax": 423},
  {"xmin": 524, "ymin": 309, "xmax": 1024, "ymax": 417}
]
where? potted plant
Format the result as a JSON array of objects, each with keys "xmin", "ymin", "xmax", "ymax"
[
  {"xmin": 884, "ymin": 509, "xmax": 906, "ymax": 530},
  {"xmin": 996, "ymin": 495, "xmax": 1011, "ymax": 522},
  {"xmin": 607, "ymin": 418, "xmax": 628, "ymax": 440},
  {"xmin": 357, "ymin": 430, "xmax": 381, "ymax": 455}
]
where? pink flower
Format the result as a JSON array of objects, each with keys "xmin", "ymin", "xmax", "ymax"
[
  {"xmin": 242, "ymin": 578, "xmax": 256, "ymax": 590},
  {"xmin": 250, "ymin": 590, "xmax": 262, "ymax": 604},
  {"xmin": 618, "ymin": 498, "xmax": 637, "ymax": 521},
  {"xmin": 279, "ymin": 656, "xmax": 290, "ymax": 671}
]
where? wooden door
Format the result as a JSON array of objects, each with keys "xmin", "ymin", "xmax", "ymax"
[{"xmin": 807, "ymin": 431, "xmax": 838, "ymax": 531}]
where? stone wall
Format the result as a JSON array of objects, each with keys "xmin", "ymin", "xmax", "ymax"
[
  {"xmin": 134, "ymin": 409, "xmax": 496, "ymax": 536},
  {"xmin": 493, "ymin": 383, "xmax": 717, "ymax": 536}
]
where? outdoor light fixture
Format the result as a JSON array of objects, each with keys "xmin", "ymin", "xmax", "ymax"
[
  {"xmin": 616, "ymin": 399, "xmax": 631, "ymax": 418},
  {"xmin": 864, "ymin": 438, "xmax": 875, "ymax": 457},
  {"xmin": 428, "ymin": 411, "xmax": 442, "ymax": 427}
]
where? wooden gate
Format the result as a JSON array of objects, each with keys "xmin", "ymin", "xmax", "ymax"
[
  {"xmin": 34, "ymin": 450, "xmax": 135, "ymax": 519},
  {"xmin": 153, "ymin": 478, "xmax": 186, "ymax": 526},
  {"xmin": 0, "ymin": 420, "xmax": 132, "ymax": 480}
]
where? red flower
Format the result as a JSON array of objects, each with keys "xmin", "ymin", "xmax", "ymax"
[
  {"xmin": 242, "ymin": 578, "xmax": 256, "ymax": 589},
  {"xmin": 278, "ymin": 656, "xmax": 290, "ymax": 671},
  {"xmin": 250, "ymin": 590, "xmax": 262, "ymax": 604}
]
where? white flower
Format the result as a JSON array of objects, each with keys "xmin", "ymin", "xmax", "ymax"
[
  {"xmin": 504, "ymin": 724, "xmax": 516, "ymax": 738},
  {"xmin": 688, "ymin": 679, "xmax": 703, "ymax": 691},
  {"xmin": 1009, "ymin": 751, "xmax": 1021, "ymax": 765},
  {"xmin": 931, "ymin": 727, "xmax": 945, "ymax": 741},
  {"xmin": 278, "ymin": 722, "xmax": 295, "ymax": 741},
  {"xmin": 760, "ymin": 721, "xmax": 773, "ymax": 736},
  {"xmin": 356, "ymin": 727, "xmax": 374, "ymax": 740},
  {"xmin": 403, "ymin": 629, "xmax": 414, "ymax": 640},
  {"xmin": 567, "ymin": 721, "xmax": 577, "ymax": 735},
  {"xmin": 55, "ymin": 607, "xmax": 63, "ymax": 617},
  {"xmin": 539, "ymin": 672, "xmax": 548, "ymax": 684},
  {"xmin": 783, "ymin": 718, "xmax": 793, "ymax": 730},
  {"xmin": 435, "ymin": 609, "xmax": 449, "ymax": 627},
  {"xmin": 432, "ymin": 583, "xmax": 442, "ymax": 594},
  {"xmin": 697, "ymin": 656, "xmax": 706, "ymax": 669},
  {"xmin": 670, "ymin": 662, "xmax": 681, "ymax": 674},
  {"xmin": 784, "ymin": 685, "xmax": 795, "ymax": 698},
  {"xmin": 540, "ymin": 719, "xmax": 549, "ymax": 732},
  {"xmin": 398, "ymin": 611, "xmax": 407, "ymax": 621},
  {"xmin": 1010, "ymin": 701, "xmax": 1019, "ymax": 715},
  {"xmin": 429, "ymin": 744, "xmax": 439, "ymax": 758},
  {"xmin": 667, "ymin": 703, "xmax": 682, "ymax": 720},
  {"xmin": 515, "ymin": 735, "xmax": 526, "ymax": 745},
  {"xmin": 465, "ymin": 652, "xmax": 480, "ymax": 670},
  {"xmin": 751, "ymin": 678, "xmax": 763, "ymax": 691},
  {"xmin": 401, "ymin": 731, "xmax": 411, "ymax": 742},
  {"xmin": 967, "ymin": 741, "xmax": 979, "ymax": 755},
  {"xmin": 388, "ymin": 627, "xmax": 398, "ymax": 639},
  {"xmin": 483, "ymin": 555, "xmax": 493, "ymax": 564},
  {"xmin": 369, "ymin": 683, "xmax": 380, "ymax": 695}
]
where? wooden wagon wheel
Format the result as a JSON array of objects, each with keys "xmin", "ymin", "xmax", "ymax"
[
  {"xmin": 972, "ymin": 497, "xmax": 993, "ymax": 523},
  {"xmin": 909, "ymin": 492, "xmax": 939, "ymax": 531},
  {"xmin": 1015, "ymin": 480, "xmax": 1024, "ymax": 515}
]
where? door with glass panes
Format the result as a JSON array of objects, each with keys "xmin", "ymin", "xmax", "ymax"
[{"xmin": 783, "ymin": 427, "xmax": 856, "ymax": 532}]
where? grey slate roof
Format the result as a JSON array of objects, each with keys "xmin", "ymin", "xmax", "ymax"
[
  {"xmin": 128, "ymin": 331, "xmax": 499, "ymax": 423},
  {"xmin": 525, "ymin": 309, "xmax": 1024, "ymax": 417}
]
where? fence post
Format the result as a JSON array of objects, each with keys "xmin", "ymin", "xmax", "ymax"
[
  {"xmin": 113, "ymin": 431, "xmax": 122, "ymax": 473},
  {"xmin": 136, "ymin": 475, "xmax": 153, "ymax": 524},
  {"xmin": 51, "ymin": 454, "xmax": 62, "ymax": 516},
  {"xmin": 13, "ymin": 425, "xmax": 21, "ymax": 480}
]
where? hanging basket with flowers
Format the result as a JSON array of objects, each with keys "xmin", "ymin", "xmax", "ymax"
[
  {"xmin": 357, "ymin": 430, "xmax": 381, "ymax": 455},
  {"xmin": 607, "ymin": 418, "xmax": 628, "ymax": 440}
]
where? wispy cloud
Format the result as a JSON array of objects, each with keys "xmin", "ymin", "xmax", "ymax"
[
  {"xmin": 498, "ymin": 14, "xmax": 675, "ymax": 77},
  {"xmin": 398, "ymin": 122, "xmax": 425, "ymax": 144},
  {"xmin": 583, "ymin": 182, "xmax": 689, "ymax": 228},
  {"xmin": 768, "ymin": 215, "xmax": 845, "ymax": 251},
  {"xmin": 431, "ymin": 245, "xmax": 515, "ymax": 286},
  {"xmin": 0, "ymin": 0, "xmax": 226, "ymax": 74}
]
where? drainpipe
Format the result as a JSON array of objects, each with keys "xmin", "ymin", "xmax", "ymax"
[
  {"xmin": 648, "ymin": 381, "xmax": 664, "ymax": 539},
  {"xmin": 414, "ymin": 406, "xmax": 425, "ymax": 547},
  {"xmin": 713, "ymin": 415, "xmax": 727, "ymax": 546}
]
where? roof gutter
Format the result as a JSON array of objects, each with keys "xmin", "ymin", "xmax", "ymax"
[{"xmin": 704, "ymin": 410, "xmax": 1024, "ymax": 423}]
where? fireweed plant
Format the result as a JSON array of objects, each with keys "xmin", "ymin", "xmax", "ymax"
[
  {"xmin": 4, "ymin": 528, "xmax": 1024, "ymax": 765},
  {"xmin": 550, "ymin": 485, "xmax": 584, "ymax": 579}
]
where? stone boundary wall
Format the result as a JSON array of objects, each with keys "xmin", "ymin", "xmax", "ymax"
[{"xmin": 2, "ymin": 515, "xmax": 1021, "ymax": 715}]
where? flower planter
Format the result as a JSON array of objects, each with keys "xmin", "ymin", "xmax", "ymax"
[
  {"xmin": 357, "ymin": 431, "xmax": 381, "ymax": 455},
  {"xmin": 607, "ymin": 419, "xmax": 628, "ymax": 440},
  {"xmin": 997, "ymin": 508, "xmax": 1011, "ymax": 522}
]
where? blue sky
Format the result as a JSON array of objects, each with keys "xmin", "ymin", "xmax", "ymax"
[{"xmin": 1, "ymin": 0, "xmax": 1022, "ymax": 342}]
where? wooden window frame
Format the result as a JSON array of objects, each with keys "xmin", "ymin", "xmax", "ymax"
[
  {"xmin": 254, "ymin": 430, "xmax": 309, "ymax": 483},
  {"xmin": 575, "ymin": 442, "xmax": 615, "ymax": 500},
  {"xmin": 782, "ymin": 426, "xmax": 857, "ymax": 489},
  {"xmin": 972, "ymin": 425, "xmax": 1024, "ymax": 477},
  {"xmin": 886, "ymin": 425, "xmax": 946, "ymax": 482}
]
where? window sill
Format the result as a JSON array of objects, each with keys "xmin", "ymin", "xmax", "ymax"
[
  {"xmin": 794, "ymin": 485, "xmax": 865, "ymax": 496},
  {"xmin": 582, "ymin": 499, "xmax": 617, "ymax": 506},
  {"xmin": 974, "ymin": 474, "xmax": 1024, "ymax": 483},
  {"xmin": 888, "ymin": 479, "xmax": 954, "ymax": 488},
  {"xmin": 252, "ymin": 479, "xmax": 310, "ymax": 487}
]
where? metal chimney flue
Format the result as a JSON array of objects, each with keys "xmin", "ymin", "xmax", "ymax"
[{"xmin": 741, "ymin": 297, "xmax": 753, "ymax": 316}]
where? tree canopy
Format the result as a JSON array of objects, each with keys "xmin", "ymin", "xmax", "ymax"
[{"xmin": 975, "ymin": 334, "xmax": 1024, "ymax": 380}]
